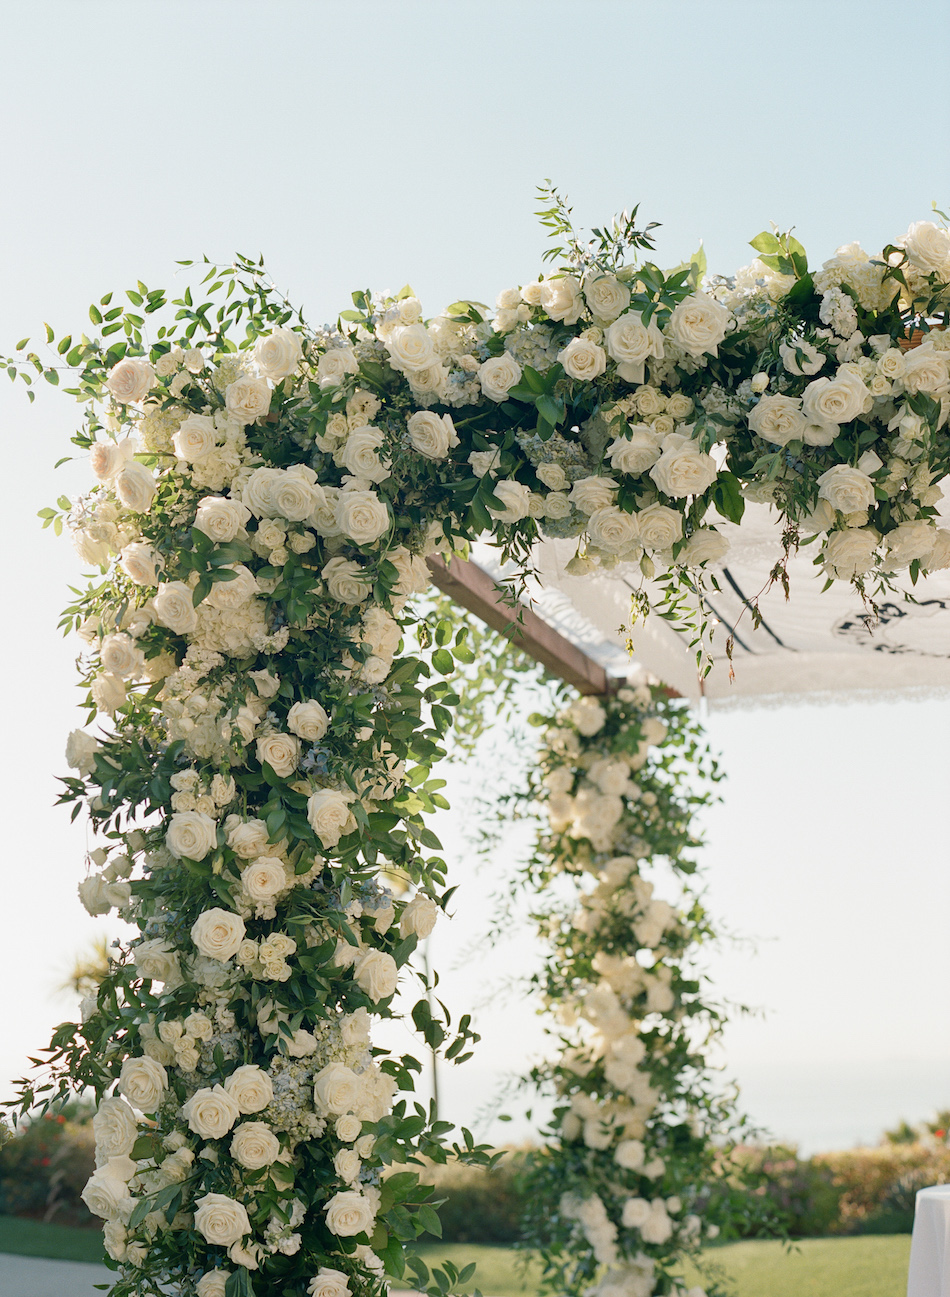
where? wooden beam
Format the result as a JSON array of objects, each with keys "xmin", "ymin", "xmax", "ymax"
[{"xmin": 426, "ymin": 555, "xmax": 611, "ymax": 696}]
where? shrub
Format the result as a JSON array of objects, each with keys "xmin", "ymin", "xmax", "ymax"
[
  {"xmin": 0, "ymin": 1102, "xmax": 97, "ymax": 1227},
  {"xmin": 414, "ymin": 1151, "xmax": 526, "ymax": 1243}
]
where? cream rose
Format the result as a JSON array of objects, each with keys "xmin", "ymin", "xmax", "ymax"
[
  {"xmin": 224, "ymin": 1064, "xmax": 273, "ymax": 1114},
  {"xmin": 81, "ymin": 1163, "xmax": 133, "ymax": 1220},
  {"xmin": 100, "ymin": 633, "xmax": 143, "ymax": 679},
  {"xmin": 387, "ymin": 323, "xmax": 435, "ymax": 372},
  {"xmin": 133, "ymin": 938, "xmax": 180, "ymax": 984},
  {"xmin": 154, "ymin": 581, "xmax": 198, "ymax": 635},
  {"xmin": 114, "ymin": 460, "xmax": 157, "ymax": 513},
  {"xmin": 266, "ymin": 473, "xmax": 316, "ymax": 524},
  {"xmin": 779, "ymin": 338, "xmax": 825, "ymax": 376},
  {"xmin": 225, "ymin": 376, "xmax": 272, "ymax": 423},
  {"xmin": 587, "ymin": 506, "xmax": 640, "ymax": 555},
  {"xmin": 166, "ymin": 810, "xmax": 218, "ymax": 861},
  {"xmin": 536, "ymin": 461, "xmax": 568, "ymax": 490},
  {"xmin": 399, "ymin": 894, "xmax": 439, "ymax": 938},
  {"xmin": 191, "ymin": 908, "xmax": 247, "ymax": 961},
  {"xmin": 901, "ymin": 345, "xmax": 950, "ymax": 395},
  {"xmin": 307, "ymin": 789, "xmax": 354, "ymax": 846},
  {"xmin": 206, "ymin": 563, "xmax": 258, "ymax": 610},
  {"xmin": 105, "ymin": 357, "xmax": 155, "ymax": 405},
  {"xmin": 605, "ymin": 312, "xmax": 664, "ymax": 384},
  {"xmin": 196, "ymin": 1273, "xmax": 232, "ymax": 1297},
  {"xmin": 172, "ymin": 414, "xmax": 216, "ymax": 462},
  {"xmin": 816, "ymin": 465, "xmax": 875, "ymax": 513},
  {"xmin": 119, "ymin": 541, "xmax": 163, "ymax": 586},
  {"xmin": 241, "ymin": 857, "xmax": 287, "ymax": 904},
  {"xmin": 637, "ymin": 503, "xmax": 684, "ymax": 550},
  {"xmin": 287, "ymin": 699, "xmax": 330, "ymax": 742},
  {"xmin": 678, "ymin": 529, "xmax": 730, "ymax": 567},
  {"xmin": 118, "ymin": 1056, "xmax": 167, "ymax": 1112},
  {"xmin": 614, "ymin": 1138, "xmax": 646, "ymax": 1170},
  {"xmin": 256, "ymin": 732, "xmax": 300, "ymax": 778},
  {"xmin": 92, "ymin": 672, "xmax": 125, "ymax": 716},
  {"xmin": 802, "ymin": 370, "xmax": 872, "ymax": 425},
  {"xmin": 667, "ymin": 293, "xmax": 730, "ymax": 358},
  {"xmin": 308, "ymin": 1267, "xmax": 352, "ymax": 1297},
  {"xmin": 317, "ymin": 347, "xmax": 359, "ymax": 388},
  {"xmin": 230, "ymin": 1121, "xmax": 280, "ymax": 1169},
  {"xmin": 823, "ymin": 527, "xmax": 879, "ymax": 578},
  {"xmin": 254, "ymin": 327, "xmax": 303, "ymax": 380},
  {"xmin": 65, "ymin": 728, "xmax": 99, "ymax": 776},
  {"xmin": 314, "ymin": 1062, "xmax": 363, "ymax": 1116},
  {"xmin": 93, "ymin": 1097, "xmax": 138, "ymax": 1162},
  {"xmin": 607, "ymin": 427, "xmax": 663, "ymax": 476},
  {"xmin": 569, "ymin": 476, "xmax": 618, "ymax": 514},
  {"xmin": 341, "ymin": 428, "xmax": 390, "ymax": 483},
  {"xmin": 902, "ymin": 220, "xmax": 950, "ymax": 274},
  {"xmin": 325, "ymin": 1189, "xmax": 377, "ymax": 1238},
  {"xmin": 649, "ymin": 434, "xmax": 717, "ymax": 498},
  {"xmin": 924, "ymin": 529, "xmax": 950, "ymax": 571},
  {"xmin": 884, "ymin": 519, "xmax": 935, "ymax": 568},
  {"xmin": 194, "ymin": 1193, "xmax": 251, "ymax": 1247},
  {"xmin": 182, "ymin": 1084, "xmax": 241, "ymax": 1139},
  {"xmin": 539, "ymin": 275, "xmax": 584, "ymax": 324},
  {"xmin": 486, "ymin": 479, "xmax": 532, "ymax": 522},
  {"xmin": 353, "ymin": 949, "xmax": 398, "ymax": 1001},
  {"xmin": 322, "ymin": 557, "xmax": 370, "ymax": 604},
  {"xmin": 584, "ymin": 275, "xmax": 631, "ymax": 323},
  {"xmin": 477, "ymin": 353, "xmax": 523, "ymax": 402},
  {"xmin": 226, "ymin": 818, "xmax": 273, "ymax": 858},
  {"xmin": 336, "ymin": 491, "xmax": 390, "ymax": 545},
  {"xmin": 558, "ymin": 337, "xmax": 607, "ymax": 382},
  {"xmin": 335, "ymin": 1114, "xmax": 362, "ymax": 1142},
  {"xmin": 194, "ymin": 496, "xmax": 250, "ymax": 543},
  {"xmin": 407, "ymin": 410, "xmax": 459, "ymax": 459},
  {"xmin": 748, "ymin": 394, "xmax": 807, "ymax": 445}
]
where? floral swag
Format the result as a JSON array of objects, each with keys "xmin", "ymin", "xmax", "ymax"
[{"xmin": 4, "ymin": 193, "xmax": 950, "ymax": 1297}]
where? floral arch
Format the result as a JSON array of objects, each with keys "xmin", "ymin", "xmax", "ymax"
[{"xmin": 5, "ymin": 191, "xmax": 950, "ymax": 1297}]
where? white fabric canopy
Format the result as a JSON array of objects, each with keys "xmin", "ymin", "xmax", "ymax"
[{"xmin": 471, "ymin": 498, "xmax": 950, "ymax": 708}]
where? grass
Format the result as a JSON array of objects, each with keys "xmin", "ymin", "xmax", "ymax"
[
  {"xmin": 415, "ymin": 1236, "xmax": 914, "ymax": 1297},
  {"xmin": 0, "ymin": 1214, "xmax": 105, "ymax": 1264},
  {"xmin": 0, "ymin": 1223, "xmax": 913, "ymax": 1294}
]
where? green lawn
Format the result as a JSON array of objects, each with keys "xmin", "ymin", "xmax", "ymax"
[
  {"xmin": 0, "ymin": 1214, "xmax": 105, "ymax": 1263},
  {"xmin": 0, "ymin": 1222, "xmax": 913, "ymax": 1296},
  {"xmin": 416, "ymin": 1236, "xmax": 913, "ymax": 1297}
]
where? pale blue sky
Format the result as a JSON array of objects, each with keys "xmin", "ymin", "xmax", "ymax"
[{"xmin": 2, "ymin": 0, "xmax": 949, "ymax": 1152}]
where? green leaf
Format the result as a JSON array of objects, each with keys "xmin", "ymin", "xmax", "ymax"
[
  {"xmin": 536, "ymin": 392, "xmax": 564, "ymax": 428},
  {"xmin": 712, "ymin": 471, "xmax": 745, "ymax": 525},
  {"xmin": 431, "ymin": 648, "xmax": 454, "ymax": 675},
  {"xmin": 749, "ymin": 231, "xmax": 782, "ymax": 255}
]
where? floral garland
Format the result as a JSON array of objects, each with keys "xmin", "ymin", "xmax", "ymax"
[{"xmin": 516, "ymin": 688, "xmax": 771, "ymax": 1297}]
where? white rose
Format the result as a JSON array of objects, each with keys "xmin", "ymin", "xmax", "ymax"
[
  {"xmin": 254, "ymin": 327, "xmax": 303, "ymax": 380},
  {"xmin": 191, "ymin": 908, "xmax": 247, "ymax": 961},
  {"xmin": 621, "ymin": 1196, "xmax": 652, "ymax": 1228},
  {"xmin": 287, "ymin": 700, "xmax": 330, "ymax": 742},
  {"xmin": 105, "ymin": 357, "xmax": 155, "ymax": 405},
  {"xmin": 336, "ymin": 491, "xmax": 390, "ymax": 545},
  {"xmin": 225, "ymin": 1064, "xmax": 274, "ymax": 1114},
  {"xmin": 317, "ymin": 347, "xmax": 359, "ymax": 388},
  {"xmin": 265, "ymin": 473, "xmax": 315, "ymax": 524},
  {"xmin": 325, "ymin": 1190, "xmax": 377, "ymax": 1237},
  {"xmin": 901, "ymin": 345, "xmax": 950, "ymax": 395},
  {"xmin": 536, "ymin": 461, "xmax": 568, "ymax": 490},
  {"xmin": 667, "ymin": 392, "xmax": 693, "ymax": 419},
  {"xmin": 91, "ymin": 672, "xmax": 126, "ymax": 716},
  {"xmin": 816, "ymin": 465, "xmax": 875, "ymax": 513},
  {"xmin": 477, "ymin": 353, "xmax": 523, "ymax": 402},
  {"xmin": 362, "ymin": 606, "xmax": 401, "ymax": 658},
  {"xmin": 923, "ymin": 529, "xmax": 950, "ymax": 571},
  {"xmin": 166, "ymin": 810, "xmax": 218, "ymax": 861},
  {"xmin": 307, "ymin": 789, "xmax": 354, "ymax": 846},
  {"xmin": 823, "ymin": 528, "xmax": 879, "ymax": 578},
  {"xmin": 748, "ymin": 394, "xmax": 807, "ymax": 445},
  {"xmin": 902, "ymin": 220, "xmax": 950, "ymax": 274},
  {"xmin": 118, "ymin": 1056, "xmax": 167, "ymax": 1112},
  {"xmin": 607, "ymin": 427, "xmax": 663, "ymax": 476},
  {"xmin": 584, "ymin": 275, "xmax": 631, "ymax": 323},
  {"xmin": 322, "ymin": 557, "xmax": 370, "ymax": 604},
  {"xmin": 605, "ymin": 312, "xmax": 665, "ymax": 384},
  {"xmin": 802, "ymin": 371, "xmax": 872, "ymax": 425},
  {"xmin": 100, "ymin": 632, "xmax": 143, "ymax": 679},
  {"xmin": 558, "ymin": 337, "xmax": 607, "ymax": 382},
  {"xmin": 93, "ymin": 1097, "xmax": 138, "ymax": 1162},
  {"xmin": 387, "ymin": 546, "xmax": 430, "ymax": 596},
  {"xmin": 114, "ymin": 460, "xmax": 157, "ymax": 513},
  {"xmin": 173, "ymin": 414, "xmax": 216, "ymax": 462},
  {"xmin": 615, "ymin": 1139, "xmax": 646, "ymax": 1170},
  {"xmin": 133, "ymin": 938, "xmax": 180, "ymax": 984},
  {"xmin": 407, "ymin": 410, "xmax": 459, "ymax": 459},
  {"xmin": 241, "ymin": 857, "xmax": 287, "ymax": 904},
  {"xmin": 230, "ymin": 1121, "xmax": 280, "ymax": 1169},
  {"xmin": 225, "ymin": 376, "xmax": 272, "ymax": 423},
  {"xmin": 667, "ymin": 293, "xmax": 730, "ymax": 358},
  {"xmin": 341, "ymin": 427, "xmax": 390, "ymax": 483},
  {"xmin": 487, "ymin": 479, "xmax": 532, "ymax": 522},
  {"xmin": 679, "ymin": 529, "xmax": 730, "ymax": 567},
  {"xmin": 182, "ymin": 1084, "xmax": 241, "ymax": 1139},
  {"xmin": 387, "ymin": 324, "xmax": 435, "ymax": 372},
  {"xmin": 194, "ymin": 1193, "xmax": 251, "ymax": 1247},
  {"xmin": 205, "ymin": 563, "xmax": 258, "ymax": 611},
  {"xmin": 196, "ymin": 1273, "xmax": 232, "ymax": 1297},
  {"xmin": 119, "ymin": 541, "xmax": 163, "ymax": 586},
  {"xmin": 539, "ymin": 275, "xmax": 584, "ymax": 324},
  {"xmin": 353, "ymin": 949, "xmax": 398, "ymax": 1001},
  {"xmin": 544, "ymin": 492, "xmax": 571, "ymax": 519},
  {"xmin": 649, "ymin": 434, "xmax": 717, "ymax": 498},
  {"xmin": 335, "ymin": 1114, "xmax": 362, "ymax": 1142},
  {"xmin": 569, "ymin": 476, "xmax": 618, "ymax": 514},
  {"xmin": 256, "ymin": 732, "xmax": 300, "ymax": 778},
  {"xmin": 637, "ymin": 503, "xmax": 684, "ymax": 550},
  {"xmin": 314, "ymin": 1062, "xmax": 363, "ymax": 1116},
  {"xmin": 399, "ymin": 894, "xmax": 439, "ymax": 938},
  {"xmin": 154, "ymin": 581, "xmax": 198, "ymax": 635},
  {"xmin": 779, "ymin": 338, "xmax": 825, "ymax": 376},
  {"xmin": 194, "ymin": 496, "xmax": 250, "ymax": 544},
  {"xmin": 89, "ymin": 439, "xmax": 133, "ymax": 481},
  {"xmin": 587, "ymin": 506, "xmax": 640, "ymax": 555},
  {"xmin": 226, "ymin": 817, "xmax": 274, "ymax": 858},
  {"xmin": 308, "ymin": 1267, "xmax": 352, "ymax": 1297},
  {"xmin": 81, "ymin": 1164, "xmax": 133, "ymax": 1220},
  {"xmin": 884, "ymin": 519, "xmax": 935, "ymax": 569},
  {"xmin": 66, "ymin": 728, "xmax": 99, "ymax": 776}
]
